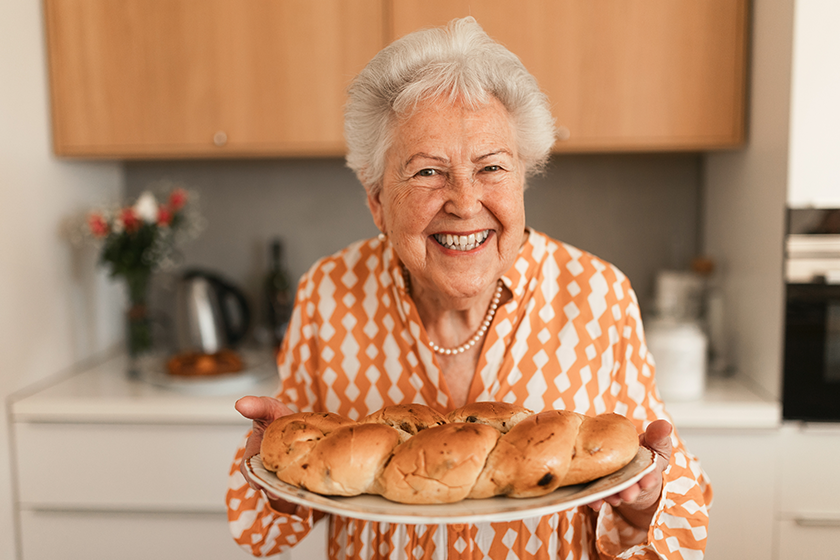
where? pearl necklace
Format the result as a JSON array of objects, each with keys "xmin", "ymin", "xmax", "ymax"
[{"xmin": 428, "ymin": 280, "xmax": 503, "ymax": 356}]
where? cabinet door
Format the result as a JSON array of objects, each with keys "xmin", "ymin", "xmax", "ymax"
[
  {"xmin": 390, "ymin": 0, "xmax": 748, "ymax": 152},
  {"xmin": 778, "ymin": 425, "xmax": 840, "ymax": 520},
  {"xmin": 679, "ymin": 429, "xmax": 778, "ymax": 560},
  {"xmin": 45, "ymin": 0, "xmax": 384, "ymax": 158},
  {"xmin": 787, "ymin": 0, "xmax": 840, "ymax": 207}
]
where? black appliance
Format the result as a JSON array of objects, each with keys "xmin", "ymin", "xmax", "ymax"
[{"xmin": 783, "ymin": 208, "xmax": 840, "ymax": 421}]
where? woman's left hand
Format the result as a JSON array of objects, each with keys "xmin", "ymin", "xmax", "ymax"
[{"xmin": 587, "ymin": 419, "xmax": 673, "ymax": 529}]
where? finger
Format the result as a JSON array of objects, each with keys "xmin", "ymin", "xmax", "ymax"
[
  {"xmin": 605, "ymin": 494, "xmax": 622, "ymax": 507},
  {"xmin": 587, "ymin": 499, "xmax": 604, "ymax": 512},
  {"xmin": 618, "ymin": 483, "xmax": 641, "ymax": 503},
  {"xmin": 235, "ymin": 396, "xmax": 293, "ymax": 425},
  {"xmin": 638, "ymin": 471, "xmax": 660, "ymax": 491},
  {"xmin": 263, "ymin": 488, "xmax": 284, "ymax": 502},
  {"xmin": 240, "ymin": 460, "xmax": 260, "ymax": 491},
  {"xmin": 243, "ymin": 430, "xmax": 263, "ymax": 459},
  {"xmin": 641, "ymin": 419, "xmax": 673, "ymax": 464}
]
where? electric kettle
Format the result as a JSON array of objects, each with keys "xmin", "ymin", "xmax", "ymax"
[{"xmin": 175, "ymin": 269, "xmax": 251, "ymax": 354}]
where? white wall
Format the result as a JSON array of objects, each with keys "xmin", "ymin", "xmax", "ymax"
[
  {"xmin": 702, "ymin": 0, "xmax": 795, "ymax": 399},
  {"xmin": 0, "ymin": 1, "xmax": 125, "ymax": 558}
]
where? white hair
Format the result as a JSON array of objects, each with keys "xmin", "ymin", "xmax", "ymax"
[{"xmin": 344, "ymin": 17, "xmax": 557, "ymax": 195}]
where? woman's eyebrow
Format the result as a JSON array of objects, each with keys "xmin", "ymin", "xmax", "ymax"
[
  {"xmin": 474, "ymin": 149, "xmax": 513, "ymax": 162},
  {"xmin": 404, "ymin": 153, "xmax": 449, "ymax": 167}
]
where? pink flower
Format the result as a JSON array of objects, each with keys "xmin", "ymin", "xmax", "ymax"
[
  {"xmin": 169, "ymin": 188, "xmax": 188, "ymax": 211},
  {"xmin": 87, "ymin": 213, "xmax": 110, "ymax": 238},
  {"xmin": 157, "ymin": 205, "xmax": 173, "ymax": 226},
  {"xmin": 120, "ymin": 208, "xmax": 141, "ymax": 233}
]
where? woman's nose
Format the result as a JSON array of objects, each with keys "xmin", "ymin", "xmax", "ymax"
[{"xmin": 444, "ymin": 173, "xmax": 482, "ymax": 218}]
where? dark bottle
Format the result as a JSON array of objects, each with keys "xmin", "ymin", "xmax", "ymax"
[{"xmin": 265, "ymin": 239, "xmax": 293, "ymax": 348}]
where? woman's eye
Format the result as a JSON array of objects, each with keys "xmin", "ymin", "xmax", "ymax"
[
  {"xmin": 416, "ymin": 169, "xmax": 437, "ymax": 177},
  {"xmin": 483, "ymin": 165, "xmax": 501, "ymax": 172}
]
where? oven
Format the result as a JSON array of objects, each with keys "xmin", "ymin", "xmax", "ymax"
[{"xmin": 783, "ymin": 209, "xmax": 840, "ymax": 421}]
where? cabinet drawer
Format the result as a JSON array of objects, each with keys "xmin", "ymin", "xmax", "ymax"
[
  {"xmin": 779, "ymin": 424, "xmax": 840, "ymax": 514},
  {"xmin": 14, "ymin": 422, "xmax": 248, "ymax": 509},
  {"xmin": 19, "ymin": 509, "xmax": 273, "ymax": 560},
  {"xmin": 19, "ymin": 509, "xmax": 329, "ymax": 560},
  {"xmin": 777, "ymin": 518, "xmax": 840, "ymax": 560}
]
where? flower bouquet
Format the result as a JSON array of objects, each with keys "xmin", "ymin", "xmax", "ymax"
[{"xmin": 86, "ymin": 186, "xmax": 202, "ymax": 360}]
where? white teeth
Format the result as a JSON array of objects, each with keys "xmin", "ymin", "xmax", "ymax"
[{"xmin": 434, "ymin": 230, "xmax": 490, "ymax": 251}]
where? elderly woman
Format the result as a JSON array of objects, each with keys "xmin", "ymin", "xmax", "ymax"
[{"xmin": 227, "ymin": 17, "xmax": 711, "ymax": 560}]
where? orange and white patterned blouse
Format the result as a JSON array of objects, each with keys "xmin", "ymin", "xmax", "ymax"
[{"xmin": 227, "ymin": 229, "xmax": 712, "ymax": 560}]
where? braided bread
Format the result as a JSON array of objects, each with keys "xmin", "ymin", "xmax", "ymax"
[{"xmin": 260, "ymin": 402, "xmax": 639, "ymax": 504}]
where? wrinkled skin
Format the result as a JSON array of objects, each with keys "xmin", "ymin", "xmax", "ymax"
[
  {"xmin": 236, "ymin": 395, "xmax": 297, "ymax": 513},
  {"xmin": 586, "ymin": 419, "xmax": 673, "ymax": 529}
]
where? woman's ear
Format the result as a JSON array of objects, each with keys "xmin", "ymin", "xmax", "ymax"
[{"xmin": 366, "ymin": 187, "xmax": 386, "ymax": 234}]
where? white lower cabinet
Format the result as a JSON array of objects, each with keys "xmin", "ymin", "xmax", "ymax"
[
  {"xmin": 18, "ymin": 509, "xmax": 328, "ymax": 560},
  {"xmin": 14, "ymin": 422, "xmax": 247, "ymax": 509},
  {"xmin": 19, "ymin": 509, "xmax": 240, "ymax": 559},
  {"xmin": 16, "ymin": 361, "xmax": 837, "ymax": 560},
  {"xmin": 12, "ymin": 419, "xmax": 328, "ymax": 560},
  {"xmin": 13, "ymin": 421, "xmax": 253, "ymax": 559},
  {"xmin": 776, "ymin": 423, "xmax": 840, "ymax": 560},
  {"xmin": 683, "ymin": 424, "xmax": 840, "ymax": 560},
  {"xmin": 680, "ymin": 429, "xmax": 779, "ymax": 560},
  {"xmin": 777, "ymin": 519, "xmax": 840, "ymax": 559}
]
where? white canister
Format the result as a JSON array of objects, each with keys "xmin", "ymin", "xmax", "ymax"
[{"xmin": 645, "ymin": 317, "xmax": 708, "ymax": 401}]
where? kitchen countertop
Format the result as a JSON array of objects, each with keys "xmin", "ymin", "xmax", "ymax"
[
  {"xmin": 665, "ymin": 374, "xmax": 781, "ymax": 430},
  {"xmin": 9, "ymin": 353, "xmax": 781, "ymax": 429},
  {"xmin": 9, "ymin": 352, "xmax": 279, "ymax": 425}
]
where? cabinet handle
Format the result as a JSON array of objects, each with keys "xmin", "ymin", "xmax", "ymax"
[
  {"xmin": 213, "ymin": 131, "xmax": 228, "ymax": 147},
  {"xmin": 794, "ymin": 515, "xmax": 840, "ymax": 527},
  {"xmin": 557, "ymin": 126, "xmax": 571, "ymax": 141}
]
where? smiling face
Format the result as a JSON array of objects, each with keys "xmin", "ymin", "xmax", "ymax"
[{"xmin": 367, "ymin": 95, "xmax": 526, "ymax": 304}]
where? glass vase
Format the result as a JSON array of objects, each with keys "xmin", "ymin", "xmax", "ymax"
[{"xmin": 124, "ymin": 269, "xmax": 153, "ymax": 374}]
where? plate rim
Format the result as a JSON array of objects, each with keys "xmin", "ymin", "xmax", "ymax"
[{"xmin": 245, "ymin": 446, "xmax": 656, "ymax": 524}]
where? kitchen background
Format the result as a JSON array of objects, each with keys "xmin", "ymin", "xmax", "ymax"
[
  {"xmin": 3, "ymin": 0, "xmax": 835, "ymax": 558},
  {"xmin": 124, "ymin": 154, "xmax": 701, "ymax": 317}
]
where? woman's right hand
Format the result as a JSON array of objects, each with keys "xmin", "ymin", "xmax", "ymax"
[{"xmin": 235, "ymin": 395, "xmax": 296, "ymax": 512}]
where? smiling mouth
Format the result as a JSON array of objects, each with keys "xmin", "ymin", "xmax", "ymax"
[{"xmin": 432, "ymin": 230, "xmax": 491, "ymax": 252}]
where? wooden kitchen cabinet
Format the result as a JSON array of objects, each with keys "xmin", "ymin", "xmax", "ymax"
[
  {"xmin": 44, "ymin": 0, "xmax": 385, "ymax": 158},
  {"xmin": 44, "ymin": 0, "xmax": 747, "ymax": 158},
  {"xmin": 389, "ymin": 0, "xmax": 748, "ymax": 152}
]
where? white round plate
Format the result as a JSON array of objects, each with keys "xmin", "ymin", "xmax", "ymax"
[
  {"xmin": 246, "ymin": 446, "xmax": 656, "ymax": 524},
  {"xmin": 136, "ymin": 348, "xmax": 275, "ymax": 395}
]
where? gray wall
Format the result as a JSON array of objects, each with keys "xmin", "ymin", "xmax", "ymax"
[{"xmin": 126, "ymin": 153, "xmax": 701, "ymax": 328}]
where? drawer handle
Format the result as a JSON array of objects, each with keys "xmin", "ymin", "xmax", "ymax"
[{"xmin": 794, "ymin": 515, "xmax": 840, "ymax": 528}]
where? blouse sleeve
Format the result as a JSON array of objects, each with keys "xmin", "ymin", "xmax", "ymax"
[
  {"xmin": 593, "ymin": 278, "xmax": 713, "ymax": 559},
  {"xmin": 226, "ymin": 270, "xmax": 328, "ymax": 556}
]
